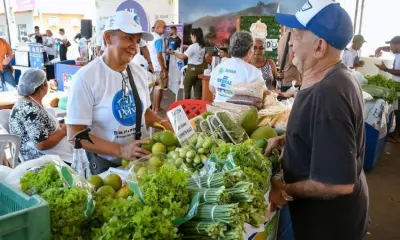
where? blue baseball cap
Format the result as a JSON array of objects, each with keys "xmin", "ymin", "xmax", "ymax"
[{"xmin": 275, "ymin": 0, "xmax": 353, "ymax": 50}]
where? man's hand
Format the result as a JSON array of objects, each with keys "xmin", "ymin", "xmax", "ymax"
[
  {"xmin": 264, "ymin": 135, "xmax": 286, "ymax": 157},
  {"xmin": 119, "ymin": 140, "xmax": 152, "ymax": 161},
  {"xmin": 355, "ymin": 60, "xmax": 365, "ymax": 68},
  {"xmin": 375, "ymin": 61, "xmax": 387, "ymax": 71},
  {"xmin": 148, "ymin": 63, "xmax": 154, "ymax": 72},
  {"xmin": 375, "ymin": 47, "xmax": 383, "ymax": 57},
  {"xmin": 167, "ymin": 49, "xmax": 174, "ymax": 55},
  {"xmin": 277, "ymin": 71, "xmax": 285, "ymax": 79},
  {"xmin": 162, "ymin": 71, "xmax": 169, "ymax": 88},
  {"xmin": 269, "ymin": 178, "xmax": 287, "ymax": 211}
]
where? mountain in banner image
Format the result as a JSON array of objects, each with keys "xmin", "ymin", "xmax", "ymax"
[{"xmin": 185, "ymin": 2, "xmax": 279, "ymax": 46}]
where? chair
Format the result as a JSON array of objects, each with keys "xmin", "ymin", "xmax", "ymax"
[
  {"xmin": 0, "ymin": 109, "xmax": 11, "ymax": 133},
  {"xmin": 0, "ymin": 134, "xmax": 21, "ymax": 168},
  {"xmin": 167, "ymin": 99, "xmax": 210, "ymax": 120}
]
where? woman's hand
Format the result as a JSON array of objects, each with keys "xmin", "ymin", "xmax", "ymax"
[
  {"xmin": 119, "ymin": 140, "xmax": 152, "ymax": 160},
  {"xmin": 60, "ymin": 124, "xmax": 67, "ymax": 137}
]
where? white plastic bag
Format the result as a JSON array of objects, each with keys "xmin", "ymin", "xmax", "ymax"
[{"xmin": 0, "ymin": 165, "xmax": 13, "ymax": 182}]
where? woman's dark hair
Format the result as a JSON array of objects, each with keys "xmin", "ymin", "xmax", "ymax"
[
  {"xmin": 59, "ymin": 28, "xmax": 65, "ymax": 33},
  {"xmin": 191, "ymin": 28, "xmax": 205, "ymax": 48}
]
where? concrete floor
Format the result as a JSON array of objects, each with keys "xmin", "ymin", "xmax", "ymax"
[
  {"xmin": 365, "ymin": 143, "xmax": 400, "ymax": 240},
  {"xmin": 159, "ymin": 89, "xmax": 400, "ymax": 239}
]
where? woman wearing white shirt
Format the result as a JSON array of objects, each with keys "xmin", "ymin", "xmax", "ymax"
[
  {"xmin": 168, "ymin": 28, "xmax": 206, "ymax": 99},
  {"xmin": 210, "ymin": 31, "xmax": 265, "ymax": 102}
]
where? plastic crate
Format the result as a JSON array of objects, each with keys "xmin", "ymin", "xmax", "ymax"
[{"xmin": 0, "ymin": 183, "xmax": 51, "ymax": 240}]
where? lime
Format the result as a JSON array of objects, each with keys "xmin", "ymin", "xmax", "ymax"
[
  {"xmin": 255, "ymin": 138, "xmax": 268, "ymax": 153},
  {"xmin": 160, "ymin": 130, "xmax": 179, "ymax": 147},
  {"xmin": 116, "ymin": 186, "xmax": 133, "ymax": 199},
  {"xmin": 152, "ymin": 142, "xmax": 167, "ymax": 154},
  {"xmin": 103, "ymin": 173, "xmax": 122, "ymax": 192},
  {"xmin": 141, "ymin": 137, "xmax": 154, "ymax": 151},
  {"xmin": 96, "ymin": 185, "xmax": 116, "ymax": 198},
  {"xmin": 88, "ymin": 175, "xmax": 103, "ymax": 190},
  {"xmin": 148, "ymin": 156, "xmax": 164, "ymax": 168},
  {"xmin": 121, "ymin": 159, "xmax": 130, "ymax": 168},
  {"xmin": 136, "ymin": 166, "xmax": 148, "ymax": 181},
  {"xmin": 152, "ymin": 132, "xmax": 162, "ymax": 142},
  {"xmin": 167, "ymin": 146, "xmax": 177, "ymax": 152}
]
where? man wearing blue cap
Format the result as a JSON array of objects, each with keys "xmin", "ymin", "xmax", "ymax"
[{"xmin": 265, "ymin": 1, "xmax": 369, "ymax": 239}]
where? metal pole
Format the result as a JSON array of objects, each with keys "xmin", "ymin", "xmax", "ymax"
[
  {"xmin": 2, "ymin": 0, "xmax": 11, "ymax": 45},
  {"xmin": 358, "ymin": 0, "xmax": 366, "ymax": 35},
  {"xmin": 353, "ymin": 0, "xmax": 360, "ymax": 34}
]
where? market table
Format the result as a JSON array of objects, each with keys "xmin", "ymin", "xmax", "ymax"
[
  {"xmin": 198, "ymin": 74, "xmax": 215, "ymax": 102},
  {"xmin": 0, "ymin": 91, "xmax": 67, "ymax": 118}
]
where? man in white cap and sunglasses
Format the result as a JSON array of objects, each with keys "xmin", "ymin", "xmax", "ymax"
[
  {"xmin": 264, "ymin": 1, "xmax": 369, "ymax": 239},
  {"xmin": 66, "ymin": 11, "xmax": 172, "ymax": 174}
]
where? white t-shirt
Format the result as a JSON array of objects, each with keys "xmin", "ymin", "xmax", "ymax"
[
  {"xmin": 184, "ymin": 43, "xmax": 206, "ymax": 65},
  {"xmin": 210, "ymin": 58, "xmax": 264, "ymax": 102},
  {"xmin": 65, "ymin": 58, "xmax": 151, "ymax": 161},
  {"xmin": 392, "ymin": 54, "xmax": 400, "ymax": 82},
  {"xmin": 78, "ymin": 37, "xmax": 88, "ymax": 49},
  {"xmin": 148, "ymin": 32, "xmax": 165, "ymax": 72},
  {"xmin": 342, "ymin": 47, "xmax": 360, "ymax": 68},
  {"xmin": 44, "ymin": 36, "xmax": 56, "ymax": 56}
]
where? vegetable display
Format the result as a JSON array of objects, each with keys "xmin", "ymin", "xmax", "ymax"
[
  {"xmin": 364, "ymin": 74, "xmax": 398, "ymax": 103},
  {"xmin": 20, "ymin": 163, "xmax": 63, "ymax": 195}
]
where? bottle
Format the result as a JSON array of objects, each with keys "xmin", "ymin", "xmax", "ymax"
[{"xmin": 72, "ymin": 128, "xmax": 93, "ymax": 178}]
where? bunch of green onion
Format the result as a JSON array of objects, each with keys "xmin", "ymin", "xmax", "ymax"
[
  {"xmin": 188, "ymin": 187, "xmax": 230, "ymax": 204},
  {"xmin": 179, "ymin": 221, "xmax": 227, "ymax": 239},
  {"xmin": 194, "ymin": 204, "xmax": 243, "ymax": 226},
  {"xmin": 188, "ymin": 168, "xmax": 243, "ymax": 188},
  {"xmin": 227, "ymin": 182, "xmax": 255, "ymax": 203}
]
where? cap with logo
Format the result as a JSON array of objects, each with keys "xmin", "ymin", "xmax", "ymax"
[
  {"xmin": 386, "ymin": 36, "xmax": 400, "ymax": 45},
  {"xmin": 104, "ymin": 11, "xmax": 153, "ymax": 41},
  {"xmin": 353, "ymin": 35, "xmax": 366, "ymax": 44},
  {"xmin": 275, "ymin": 0, "xmax": 353, "ymax": 50}
]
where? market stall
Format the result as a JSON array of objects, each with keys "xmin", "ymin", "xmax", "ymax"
[{"xmin": 0, "ymin": 84, "xmax": 291, "ymax": 239}]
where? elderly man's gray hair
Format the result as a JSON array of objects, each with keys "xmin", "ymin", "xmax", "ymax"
[{"xmin": 229, "ymin": 31, "xmax": 254, "ymax": 58}]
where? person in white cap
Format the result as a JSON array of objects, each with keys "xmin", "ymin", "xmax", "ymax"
[
  {"xmin": 65, "ymin": 11, "xmax": 172, "ymax": 174},
  {"xmin": 264, "ymin": 1, "xmax": 369, "ymax": 239}
]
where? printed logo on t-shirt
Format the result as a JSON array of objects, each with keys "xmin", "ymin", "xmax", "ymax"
[{"xmin": 112, "ymin": 89, "xmax": 143, "ymax": 126}]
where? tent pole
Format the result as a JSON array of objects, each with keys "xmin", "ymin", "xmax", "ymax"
[
  {"xmin": 2, "ymin": 0, "xmax": 11, "ymax": 44},
  {"xmin": 353, "ymin": 0, "xmax": 360, "ymax": 34},
  {"xmin": 359, "ymin": 0, "xmax": 366, "ymax": 35}
]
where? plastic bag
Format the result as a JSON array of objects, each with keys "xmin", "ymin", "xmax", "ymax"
[
  {"xmin": 214, "ymin": 111, "xmax": 249, "ymax": 144},
  {"xmin": 0, "ymin": 165, "xmax": 13, "ymax": 182},
  {"xmin": 231, "ymin": 81, "xmax": 265, "ymax": 99},
  {"xmin": 126, "ymin": 153, "xmax": 168, "ymax": 185},
  {"xmin": 227, "ymin": 95, "xmax": 263, "ymax": 109}
]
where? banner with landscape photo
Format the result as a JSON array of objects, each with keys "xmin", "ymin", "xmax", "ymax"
[{"xmin": 179, "ymin": 0, "xmax": 304, "ymax": 46}]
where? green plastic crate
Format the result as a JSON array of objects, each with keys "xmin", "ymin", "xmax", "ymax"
[{"xmin": 0, "ymin": 183, "xmax": 51, "ymax": 240}]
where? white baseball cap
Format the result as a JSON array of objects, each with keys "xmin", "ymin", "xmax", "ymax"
[{"xmin": 104, "ymin": 11, "xmax": 153, "ymax": 41}]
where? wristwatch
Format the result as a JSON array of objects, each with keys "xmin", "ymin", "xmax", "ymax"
[{"xmin": 281, "ymin": 183, "xmax": 294, "ymax": 201}]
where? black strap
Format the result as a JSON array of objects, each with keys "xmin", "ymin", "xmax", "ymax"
[{"xmin": 126, "ymin": 66, "xmax": 143, "ymax": 140}]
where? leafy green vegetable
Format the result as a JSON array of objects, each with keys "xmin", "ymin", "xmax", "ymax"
[
  {"xmin": 92, "ymin": 165, "xmax": 190, "ymax": 240},
  {"xmin": 364, "ymin": 74, "xmax": 398, "ymax": 103},
  {"xmin": 41, "ymin": 187, "xmax": 89, "ymax": 240},
  {"xmin": 141, "ymin": 165, "xmax": 190, "ymax": 219},
  {"xmin": 20, "ymin": 163, "xmax": 63, "ymax": 195},
  {"xmin": 214, "ymin": 140, "xmax": 272, "ymax": 192}
]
